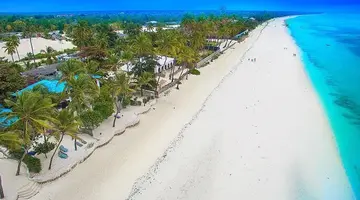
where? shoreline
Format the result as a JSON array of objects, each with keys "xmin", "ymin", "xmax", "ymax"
[
  {"xmin": 29, "ymin": 17, "xmax": 354, "ymax": 200},
  {"xmin": 285, "ymin": 15, "xmax": 358, "ymax": 198}
]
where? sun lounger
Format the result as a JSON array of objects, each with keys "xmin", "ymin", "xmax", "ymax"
[
  {"xmin": 27, "ymin": 151, "xmax": 37, "ymax": 156},
  {"xmin": 76, "ymin": 141, "xmax": 83, "ymax": 147},
  {"xmin": 78, "ymin": 138, "xmax": 87, "ymax": 144},
  {"xmin": 60, "ymin": 145, "xmax": 68, "ymax": 152},
  {"xmin": 58, "ymin": 151, "xmax": 68, "ymax": 159}
]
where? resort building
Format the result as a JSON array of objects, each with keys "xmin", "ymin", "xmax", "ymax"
[
  {"xmin": 114, "ymin": 30, "xmax": 128, "ymax": 38},
  {"xmin": 120, "ymin": 56, "xmax": 175, "ymax": 74},
  {"xmin": 21, "ymin": 63, "xmax": 61, "ymax": 77}
]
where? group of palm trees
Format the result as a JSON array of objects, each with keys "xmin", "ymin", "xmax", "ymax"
[
  {"xmin": 0, "ymin": 14, "xmax": 257, "ymax": 182},
  {"xmin": 1, "ymin": 21, "xmax": 39, "ymax": 64},
  {"xmin": 2, "ymin": 35, "xmax": 21, "ymax": 62}
]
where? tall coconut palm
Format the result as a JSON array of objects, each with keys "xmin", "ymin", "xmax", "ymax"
[
  {"xmin": 131, "ymin": 33, "xmax": 153, "ymax": 58},
  {"xmin": 23, "ymin": 24, "xmax": 37, "ymax": 64},
  {"xmin": 169, "ymin": 31, "xmax": 187, "ymax": 82},
  {"xmin": 65, "ymin": 74, "xmax": 99, "ymax": 151},
  {"xmin": 40, "ymin": 46, "xmax": 56, "ymax": 64},
  {"xmin": 155, "ymin": 30, "xmax": 179, "ymax": 87},
  {"xmin": 175, "ymin": 46, "xmax": 198, "ymax": 89},
  {"xmin": 58, "ymin": 59, "xmax": 85, "ymax": 84},
  {"xmin": 135, "ymin": 72, "xmax": 155, "ymax": 97},
  {"xmin": 72, "ymin": 21, "xmax": 93, "ymax": 48},
  {"xmin": 2, "ymin": 40, "xmax": 16, "ymax": 62},
  {"xmin": 66, "ymin": 73, "xmax": 100, "ymax": 115},
  {"xmin": 106, "ymin": 72, "xmax": 134, "ymax": 127},
  {"xmin": 0, "ymin": 91, "xmax": 56, "ymax": 175},
  {"xmin": 8, "ymin": 35, "xmax": 21, "ymax": 61},
  {"xmin": 48, "ymin": 109, "xmax": 81, "ymax": 170}
]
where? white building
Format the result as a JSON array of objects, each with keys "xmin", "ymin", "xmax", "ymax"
[
  {"xmin": 121, "ymin": 56, "xmax": 175, "ymax": 74},
  {"xmin": 114, "ymin": 30, "xmax": 128, "ymax": 38},
  {"xmin": 163, "ymin": 24, "xmax": 180, "ymax": 30}
]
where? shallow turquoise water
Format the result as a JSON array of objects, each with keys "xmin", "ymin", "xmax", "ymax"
[{"xmin": 287, "ymin": 14, "xmax": 360, "ymax": 199}]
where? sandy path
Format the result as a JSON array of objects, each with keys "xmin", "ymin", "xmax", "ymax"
[{"xmin": 32, "ymin": 17, "xmax": 353, "ymax": 200}]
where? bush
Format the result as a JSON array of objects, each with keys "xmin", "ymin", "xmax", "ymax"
[
  {"xmin": 80, "ymin": 110, "xmax": 103, "ymax": 130},
  {"xmin": 23, "ymin": 155, "xmax": 41, "ymax": 173},
  {"xmin": 130, "ymin": 99, "xmax": 142, "ymax": 106},
  {"xmin": 33, "ymin": 141, "xmax": 55, "ymax": 156},
  {"xmin": 9, "ymin": 150, "xmax": 42, "ymax": 173},
  {"xmin": 122, "ymin": 96, "xmax": 131, "ymax": 108},
  {"xmin": 189, "ymin": 68, "xmax": 200, "ymax": 75},
  {"xmin": 93, "ymin": 101, "xmax": 113, "ymax": 120}
]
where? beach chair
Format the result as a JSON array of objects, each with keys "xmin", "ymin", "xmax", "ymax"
[
  {"xmin": 27, "ymin": 151, "xmax": 37, "ymax": 156},
  {"xmin": 76, "ymin": 141, "xmax": 83, "ymax": 147},
  {"xmin": 58, "ymin": 151, "xmax": 68, "ymax": 159},
  {"xmin": 60, "ymin": 145, "xmax": 68, "ymax": 152},
  {"xmin": 78, "ymin": 138, "xmax": 87, "ymax": 145}
]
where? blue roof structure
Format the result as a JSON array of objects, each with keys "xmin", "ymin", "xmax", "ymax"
[
  {"xmin": 0, "ymin": 106, "xmax": 18, "ymax": 127},
  {"xmin": 14, "ymin": 80, "xmax": 66, "ymax": 96}
]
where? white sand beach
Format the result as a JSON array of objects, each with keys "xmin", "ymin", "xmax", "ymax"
[
  {"xmin": 0, "ymin": 37, "xmax": 75, "ymax": 61},
  {"xmin": 29, "ymin": 17, "xmax": 354, "ymax": 200}
]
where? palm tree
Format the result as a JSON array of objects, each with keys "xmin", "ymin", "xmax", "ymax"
[
  {"xmin": 175, "ymin": 46, "xmax": 198, "ymax": 89},
  {"xmin": 48, "ymin": 109, "xmax": 81, "ymax": 170},
  {"xmin": 72, "ymin": 21, "xmax": 93, "ymax": 48},
  {"xmin": 23, "ymin": 24, "xmax": 37, "ymax": 63},
  {"xmin": 8, "ymin": 35, "xmax": 21, "ymax": 61},
  {"xmin": 94, "ymin": 31, "xmax": 109, "ymax": 50},
  {"xmin": 41, "ymin": 46, "xmax": 56, "ymax": 64},
  {"xmin": 106, "ymin": 72, "xmax": 134, "ymax": 127},
  {"xmin": 0, "ymin": 131, "xmax": 21, "ymax": 158},
  {"xmin": 155, "ymin": 30, "xmax": 179, "ymax": 87},
  {"xmin": 169, "ymin": 32, "xmax": 186, "ymax": 82},
  {"xmin": 66, "ymin": 73, "xmax": 100, "ymax": 115},
  {"xmin": 64, "ymin": 74, "xmax": 99, "ymax": 151},
  {"xmin": 135, "ymin": 72, "xmax": 155, "ymax": 97},
  {"xmin": 84, "ymin": 60, "xmax": 101, "ymax": 75},
  {"xmin": 0, "ymin": 91, "xmax": 56, "ymax": 175},
  {"xmin": 2, "ymin": 40, "xmax": 16, "ymax": 62},
  {"xmin": 131, "ymin": 33, "xmax": 153, "ymax": 57},
  {"xmin": 58, "ymin": 59, "xmax": 85, "ymax": 84}
]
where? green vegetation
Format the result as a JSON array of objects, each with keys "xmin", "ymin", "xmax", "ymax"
[
  {"xmin": 0, "ymin": 12, "xmax": 270, "ymax": 180},
  {"xmin": 0, "ymin": 63, "xmax": 26, "ymax": 103},
  {"xmin": 33, "ymin": 141, "xmax": 55, "ymax": 158},
  {"xmin": 9, "ymin": 150, "xmax": 42, "ymax": 173}
]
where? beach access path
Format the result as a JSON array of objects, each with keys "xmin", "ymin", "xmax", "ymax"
[{"xmin": 32, "ymin": 17, "xmax": 354, "ymax": 200}]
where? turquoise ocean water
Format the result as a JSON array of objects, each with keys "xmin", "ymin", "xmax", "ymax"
[{"xmin": 287, "ymin": 14, "xmax": 360, "ymax": 199}]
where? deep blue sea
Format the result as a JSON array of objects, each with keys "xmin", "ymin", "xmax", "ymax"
[{"xmin": 287, "ymin": 14, "xmax": 360, "ymax": 199}]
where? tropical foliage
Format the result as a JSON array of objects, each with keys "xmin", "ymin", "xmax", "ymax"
[{"xmin": 0, "ymin": 12, "xmax": 269, "ymax": 179}]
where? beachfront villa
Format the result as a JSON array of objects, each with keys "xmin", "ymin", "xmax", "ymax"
[{"xmin": 121, "ymin": 56, "xmax": 175, "ymax": 74}]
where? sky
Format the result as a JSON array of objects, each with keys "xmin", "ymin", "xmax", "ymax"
[{"xmin": 1, "ymin": 0, "xmax": 360, "ymax": 13}]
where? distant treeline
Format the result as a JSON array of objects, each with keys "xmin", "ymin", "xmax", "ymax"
[{"xmin": 0, "ymin": 10, "xmax": 306, "ymax": 33}]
